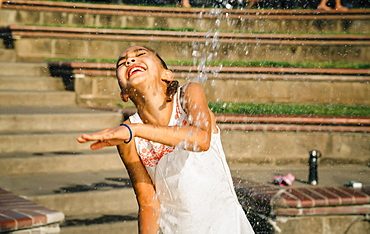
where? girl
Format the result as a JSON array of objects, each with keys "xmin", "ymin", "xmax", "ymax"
[{"xmin": 77, "ymin": 46, "xmax": 254, "ymax": 234}]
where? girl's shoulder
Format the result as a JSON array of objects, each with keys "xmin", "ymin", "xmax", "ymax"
[
  {"xmin": 179, "ymin": 82, "xmax": 207, "ymax": 113},
  {"xmin": 180, "ymin": 82, "xmax": 205, "ymax": 98}
]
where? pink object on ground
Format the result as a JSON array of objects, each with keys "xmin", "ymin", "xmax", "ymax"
[{"xmin": 273, "ymin": 173, "xmax": 295, "ymax": 187}]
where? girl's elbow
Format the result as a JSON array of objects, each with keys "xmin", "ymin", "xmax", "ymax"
[{"xmin": 195, "ymin": 139, "xmax": 211, "ymax": 152}]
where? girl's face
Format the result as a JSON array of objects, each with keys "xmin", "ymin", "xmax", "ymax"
[{"xmin": 116, "ymin": 46, "xmax": 165, "ymax": 90}]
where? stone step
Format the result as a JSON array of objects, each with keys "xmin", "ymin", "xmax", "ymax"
[
  {"xmin": 4, "ymin": 26, "xmax": 369, "ymax": 63},
  {"xmin": 0, "ymin": 130, "xmax": 107, "ymax": 154},
  {"xmin": 1, "ymin": 1, "xmax": 369, "ymax": 34},
  {"xmin": 0, "ymin": 48, "xmax": 16, "ymax": 62},
  {"xmin": 53, "ymin": 61, "xmax": 370, "ymax": 107},
  {"xmin": 1, "ymin": 127, "xmax": 368, "ymax": 173},
  {"xmin": 0, "ymin": 188, "xmax": 65, "ymax": 233},
  {"xmin": 231, "ymin": 164, "xmax": 370, "ymax": 234},
  {"xmin": 0, "ymin": 90, "xmax": 76, "ymax": 106},
  {"xmin": 221, "ymin": 129, "xmax": 370, "ymax": 165},
  {"xmin": 60, "ymin": 218, "xmax": 137, "ymax": 234},
  {"xmin": 0, "ymin": 39, "xmax": 6, "ymax": 49},
  {"xmin": 0, "ymin": 62, "xmax": 50, "ymax": 76},
  {"xmin": 1, "ymin": 164, "xmax": 368, "ymax": 233},
  {"xmin": 0, "ymin": 106, "xmax": 123, "ymax": 133},
  {"xmin": 0, "ymin": 75, "xmax": 65, "ymax": 91},
  {"xmin": 0, "ymin": 150, "xmax": 124, "ymax": 175},
  {"xmin": 0, "ymin": 170, "xmax": 138, "ymax": 217},
  {"xmin": 3, "ymin": 127, "xmax": 368, "ymax": 168}
]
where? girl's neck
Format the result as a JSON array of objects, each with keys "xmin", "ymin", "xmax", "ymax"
[{"xmin": 131, "ymin": 87, "xmax": 173, "ymax": 126}]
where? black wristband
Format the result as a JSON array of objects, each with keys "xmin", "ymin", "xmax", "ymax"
[{"xmin": 120, "ymin": 123, "xmax": 133, "ymax": 143}]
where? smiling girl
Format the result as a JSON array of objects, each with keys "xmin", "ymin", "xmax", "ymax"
[{"xmin": 77, "ymin": 46, "xmax": 254, "ymax": 234}]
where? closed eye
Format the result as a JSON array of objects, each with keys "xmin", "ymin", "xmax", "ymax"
[{"xmin": 116, "ymin": 60, "xmax": 126, "ymax": 69}]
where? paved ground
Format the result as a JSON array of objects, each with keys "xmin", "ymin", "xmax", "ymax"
[
  {"xmin": 230, "ymin": 164, "xmax": 370, "ymax": 188},
  {"xmin": 1, "ymin": 162, "xmax": 368, "ymax": 233},
  {"xmin": 1, "ymin": 164, "xmax": 368, "ymax": 198}
]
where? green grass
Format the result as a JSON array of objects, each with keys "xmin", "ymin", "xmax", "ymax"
[
  {"xmin": 167, "ymin": 60, "xmax": 370, "ymax": 69},
  {"xmin": 116, "ymin": 102, "xmax": 370, "ymax": 117},
  {"xmin": 45, "ymin": 58, "xmax": 370, "ymax": 70},
  {"xmin": 26, "ymin": 23, "xmax": 198, "ymax": 32},
  {"xmin": 208, "ymin": 102, "xmax": 370, "ymax": 117},
  {"xmin": 46, "ymin": 58, "xmax": 116, "ymax": 63},
  {"xmin": 27, "ymin": 23, "xmax": 369, "ymax": 36}
]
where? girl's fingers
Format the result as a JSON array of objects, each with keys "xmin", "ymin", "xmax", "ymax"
[
  {"xmin": 76, "ymin": 137, "xmax": 87, "ymax": 143},
  {"xmin": 77, "ymin": 132, "xmax": 107, "ymax": 142},
  {"xmin": 90, "ymin": 139, "xmax": 126, "ymax": 150},
  {"xmin": 77, "ymin": 126, "xmax": 130, "ymax": 147},
  {"xmin": 90, "ymin": 141, "xmax": 107, "ymax": 150}
]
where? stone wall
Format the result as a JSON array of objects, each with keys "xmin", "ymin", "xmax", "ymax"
[
  {"xmin": 74, "ymin": 75, "xmax": 370, "ymax": 107},
  {"xmin": 12, "ymin": 38, "xmax": 369, "ymax": 64},
  {"xmin": 1, "ymin": 9, "xmax": 369, "ymax": 34},
  {"xmin": 221, "ymin": 130, "xmax": 370, "ymax": 164}
]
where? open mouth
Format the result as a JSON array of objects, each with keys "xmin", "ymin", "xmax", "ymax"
[{"xmin": 127, "ymin": 65, "xmax": 146, "ymax": 79}]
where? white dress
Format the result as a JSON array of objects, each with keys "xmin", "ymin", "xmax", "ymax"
[{"xmin": 129, "ymin": 86, "xmax": 254, "ymax": 234}]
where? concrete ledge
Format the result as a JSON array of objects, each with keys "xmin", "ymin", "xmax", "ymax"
[
  {"xmin": 216, "ymin": 115, "xmax": 370, "ymax": 125},
  {"xmin": 1, "ymin": 25, "xmax": 369, "ymax": 63},
  {"xmin": 1, "ymin": 0, "xmax": 369, "ymax": 35},
  {"xmin": 218, "ymin": 115, "xmax": 370, "ymax": 133},
  {"xmin": 49, "ymin": 62, "xmax": 370, "ymax": 77},
  {"xmin": 2, "ymin": 0, "xmax": 369, "ymax": 17},
  {"xmin": 234, "ymin": 178, "xmax": 370, "ymax": 233},
  {"xmin": 47, "ymin": 62, "xmax": 370, "ymax": 106},
  {"xmin": 235, "ymin": 179, "xmax": 370, "ymax": 214},
  {"xmin": 0, "ymin": 188, "xmax": 64, "ymax": 233},
  {"xmin": 222, "ymin": 130, "xmax": 370, "ymax": 164},
  {"xmin": 219, "ymin": 123, "xmax": 370, "ymax": 133},
  {"xmin": 3, "ymin": 25, "xmax": 369, "ymax": 43}
]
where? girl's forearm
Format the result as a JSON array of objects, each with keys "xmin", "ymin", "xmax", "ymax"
[
  {"xmin": 132, "ymin": 123, "xmax": 211, "ymax": 152},
  {"xmin": 138, "ymin": 205, "xmax": 161, "ymax": 234}
]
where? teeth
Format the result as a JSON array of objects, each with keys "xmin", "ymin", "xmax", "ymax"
[{"xmin": 129, "ymin": 67, "xmax": 145, "ymax": 77}]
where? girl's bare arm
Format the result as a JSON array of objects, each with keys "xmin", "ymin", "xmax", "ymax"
[
  {"xmin": 133, "ymin": 83, "xmax": 212, "ymax": 151},
  {"xmin": 78, "ymin": 83, "xmax": 213, "ymax": 152},
  {"xmin": 117, "ymin": 131, "xmax": 160, "ymax": 234}
]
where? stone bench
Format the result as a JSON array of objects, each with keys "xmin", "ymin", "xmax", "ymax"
[
  {"xmin": 0, "ymin": 188, "xmax": 64, "ymax": 233},
  {"xmin": 46, "ymin": 61, "xmax": 370, "ymax": 106},
  {"xmin": 0, "ymin": 25, "xmax": 369, "ymax": 63},
  {"xmin": 234, "ymin": 178, "xmax": 370, "ymax": 233},
  {"xmin": 1, "ymin": 0, "xmax": 369, "ymax": 34}
]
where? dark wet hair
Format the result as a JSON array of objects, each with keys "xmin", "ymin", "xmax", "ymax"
[{"xmin": 117, "ymin": 46, "xmax": 179, "ymax": 102}]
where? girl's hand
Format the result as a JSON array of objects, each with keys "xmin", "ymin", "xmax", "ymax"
[{"xmin": 77, "ymin": 125, "xmax": 133, "ymax": 150}]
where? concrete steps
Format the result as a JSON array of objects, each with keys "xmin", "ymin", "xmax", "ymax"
[
  {"xmin": 0, "ymin": 130, "xmax": 107, "ymax": 153},
  {"xmin": 0, "ymin": 75, "xmax": 65, "ymax": 91},
  {"xmin": 57, "ymin": 61, "xmax": 370, "ymax": 106},
  {"xmin": 0, "ymin": 61, "xmax": 136, "ymax": 231},
  {"xmin": 0, "ymin": 62, "xmax": 50, "ymax": 76},
  {"xmin": 0, "ymin": 62, "xmax": 77, "ymax": 106},
  {"xmin": 0, "ymin": 39, "xmax": 16, "ymax": 62},
  {"xmin": 1, "ymin": 3, "xmax": 369, "ymax": 63},
  {"xmin": 2, "ymin": 25, "xmax": 369, "ymax": 63},
  {"xmin": 0, "ymin": 150, "xmax": 123, "ymax": 174},
  {"xmin": 0, "ymin": 90, "xmax": 77, "ymax": 106},
  {"xmin": 60, "ymin": 221, "xmax": 137, "ymax": 234},
  {"xmin": 1, "ymin": 0, "xmax": 369, "ymax": 34},
  {"xmin": 0, "ymin": 1, "xmax": 369, "ymax": 232},
  {"xmin": 0, "ymin": 170, "xmax": 139, "ymax": 233},
  {"xmin": 0, "ymin": 170, "xmax": 138, "ymax": 217},
  {"xmin": 0, "ymin": 106, "xmax": 124, "ymax": 132},
  {"xmin": 0, "ymin": 48, "xmax": 16, "ymax": 62}
]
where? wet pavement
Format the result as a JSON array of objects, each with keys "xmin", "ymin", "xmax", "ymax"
[
  {"xmin": 230, "ymin": 164, "xmax": 370, "ymax": 188},
  {"xmin": 1, "ymin": 164, "xmax": 368, "ymax": 198}
]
